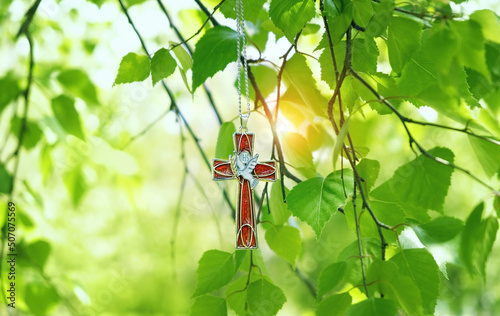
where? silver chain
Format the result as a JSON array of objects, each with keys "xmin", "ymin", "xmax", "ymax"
[{"xmin": 236, "ymin": 0, "xmax": 250, "ymax": 130}]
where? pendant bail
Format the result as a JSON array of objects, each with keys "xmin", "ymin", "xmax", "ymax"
[{"xmin": 240, "ymin": 113, "xmax": 249, "ymax": 131}]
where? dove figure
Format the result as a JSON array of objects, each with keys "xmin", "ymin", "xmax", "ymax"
[{"xmin": 235, "ymin": 151, "xmax": 259, "ymax": 189}]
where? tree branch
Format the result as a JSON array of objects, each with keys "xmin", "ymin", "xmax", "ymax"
[
  {"xmin": 156, "ymin": 0, "xmax": 224, "ymax": 124},
  {"xmin": 350, "ymin": 69, "xmax": 500, "ymax": 196},
  {"xmin": 117, "ymin": 0, "xmax": 236, "ymax": 216}
]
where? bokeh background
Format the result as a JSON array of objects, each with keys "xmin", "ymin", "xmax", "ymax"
[{"xmin": 1, "ymin": 0, "xmax": 500, "ymax": 315}]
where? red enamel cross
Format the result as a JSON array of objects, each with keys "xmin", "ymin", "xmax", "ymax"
[{"xmin": 212, "ymin": 132, "xmax": 277, "ymax": 249}]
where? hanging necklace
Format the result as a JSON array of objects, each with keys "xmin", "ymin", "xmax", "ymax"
[{"xmin": 211, "ymin": 0, "xmax": 277, "ymax": 249}]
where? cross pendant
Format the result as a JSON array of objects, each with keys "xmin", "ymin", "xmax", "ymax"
[{"xmin": 212, "ymin": 132, "xmax": 277, "ymax": 249}]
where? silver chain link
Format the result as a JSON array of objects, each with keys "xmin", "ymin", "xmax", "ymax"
[{"xmin": 236, "ymin": 0, "xmax": 250, "ymax": 129}]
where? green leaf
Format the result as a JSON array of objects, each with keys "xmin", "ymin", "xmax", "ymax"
[
  {"xmin": 450, "ymin": 20, "xmax": 490, "ymax": 80},
  {"xmin": 371, "ymin": 147, "xmax": 454, "ymax": 222},
  {"xmin": 215, "ymin": 122, "xmax": 236, "ymax": 159},
  {"xmin": 398, "ymin": 51, "xmax": 438, "ymax": 97},
  {"xmin": 282, "ymin": 132, "xmax": 316, "ymax": 178},
  {"xmin": 226, "ymin": 276, "xmax": 249, "ymax": 316},
  {"xmin": 190, "ymin": 295, "xmax": 227, "ymax": 316},
  {"xmin": 269, "ymin": 180, "xmax": 291, "ymax": 225},
  {"xmin": 151, "ymin": 48, "xmax": 177, "ymax": 86},
  {"xmin": 366, "ymin": 260, "xmax": 423, "ymax": 316},
  {"xmin": 247, "ymin": 278, "xmax": 286, "ymax": 316},
  {"xmin": 317, "ymin": 261, "xmax": 348, "ymax": 299},
  {"xmin": 265, "ymin": 225, "xmax": 302, "ymax": 267},
  {"xmin": 57, "ymin": 69, "xmax": 100, "ymax": 105},
  {"xmin": 113, "ymin": 52, "xmax": 150, "ymax": 86},
  {"xmin": 171, "ymin": 44, "xmax": 193, "ymax": 93},
  {"xmin": 337, "ymin": 237, "xmax": 382, "ymax": 285},
  {"xmin": 387, "ymin": 17, "xmax": 422, "ymax": 73},
  {"xmin": 345, "ymin": 199, "xmax": 405, "ymax": 244},
  {"xmin": 346, "ymin": 298, "xmax": 398, "ymax": 316},
  {"xmin": 356, "ymin": 158, "xmax": 379, "ymax": 192},
  {"xmin": 23, "ymin": 240, "xmax": 51, "ymax": 270},
  {"xmin": 10, "ymin": 117, "xmax": 43, "ymax": 150},
  {"xmin": 347, "ymin": 0, "xmax": 374, "ymax": 28},
  {"xmin": 287, "ymin": 169, "xmax": 353, "ymax": 238},
  {"xmin": 269, "ymin": 0, "xmax": 316, "ymax": 43},
  {"xmin": 460, "ymin": 202, "xmax": 499, "ymax": 281},
  {"xmin": 365, "ymin": 0, "xmax": 395, "ymax": 37},
  {"xmin": 51, "ymin": 95, "xmax": 86, "ymax": 141},
  {"xmin": 193, "ymin": 250, "xmax": 236, "ymax": 297},
  {"xmin": 414, "ymin": 216, "xmax": 464, "ymax": 244},
  {"xmin": 219, "ymin": 0, "xmax": 266, "ymax": 24},
  {"xmin": 470, "ymin": 10, "xmax": 500, "ymax": 44},
  {"xmin": 0, "ymin": 162, "xmax": 12, "ymax": 194},
  {"xmin": 0, "ymin": 76, "xmax": 20, "ymax": 114},
  {"xmin": 319, "ymin": 37, "xmax": 379, "ymax": 88},
  {"xmin": 322, "ymin": 0, "xmax": 352, "ymax": 46},
  {"xmin": 40, "ymin": 144, "xmax": 53, "ymax": 185},
  {"xmin": 64, "ymin": 167, "xmax": 88, "ymax": 207},
  {"xmin": 26, "ymin": 282, "xmax": 60, "ymax": 316},
  {"xmin": 238, "ymin": 64, "xmax": 277, "ymax": 100},
  {"xmin": 390, "ymin": 248, "xmax": 440, "ymax": 314},
  {"xmin": 317, "ymin": 293, "xmax": 352, "ymax": 316},
  {"xmin": 353, "ymin": 72, "xmax": 401, "ymax": 114},
  {"xmin": 283, "ymin": 54, "xmax": 329, "ymax": 118},
  {"xmin": 468, "ymin": 135, "xmax": 500, "ymax": 178},
  {"xmin": 234, "ymin": 250, "xmax": 247, "ymax": 270},
  {"xmin": 192, "ymin": 26, "xmax": 238, "ymax": 91},
  {"xmin": 422, "ymin": 23, "xmax": 459, "ymax": 73}
]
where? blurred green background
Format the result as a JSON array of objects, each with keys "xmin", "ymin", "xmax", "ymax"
[{"xmin": 1, "ymin": 0, "xmax": 500, "ymax": 315}]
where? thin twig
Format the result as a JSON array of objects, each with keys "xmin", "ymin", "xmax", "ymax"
[
  {"xmin": 350, "ymin": 69, "xmax": 500, "ymax": 195},
  {"xmin": 156, "ymin": 0, "xmax": 224, "ymax": 124},
  {"xmin": 352, "ymin": 182, "xmax": 369, "ymax": 296},
  {"xmin": 117, "ymin": 0, "xmax": 236, "ymax": 216}
]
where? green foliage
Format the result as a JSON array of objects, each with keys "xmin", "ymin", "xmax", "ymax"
[
  {"xmin": 265, "ymin": 225, "xmax": 301, "ymax": 266},
  {"xmin": 283, "ymin": 54, "xmax": 329, "ymax": 117},
  {"xmin": 113, "ymin": 52, "xmax": 151, "ymax": 86},
  {"xmin": 0, "ymin": 76, "xmax": 20, "ymax": 114},
  {"xmin": 367, "ymin": 260, "xmax": 423, "ymax": 315},
  {"xmin": 151, "ymin": 48, "xmax": 177, "ymax": 86},
  {"xmin": 193, "ymin": 250, "xmax": 236, "ymax": 297},
  {"xmin": 372, "ymin": 147, "xmax": 454, "ymax": 221},
  {"xmin": 269, "ymin": 180, "xmax": 291, "ymax": 225},
  {"xmin": 269, "ymin": 0, "xmax": 316, "ymax": 42},
  {"xmin": 50, "ymin": 95, "xmax": 86, "ymax": 140},
  {"xmin": 2, "ymin": 0, "xmax": 500, "ymax": 315},
  {"xmin": 0, "ymin": 162, "xmax": 12, "ymax": 193},
  {"xmin": 10, "ymin": 117, "xmax": 43, "ymax": 150},
  {"xmin": 192, "ymin": 26, "xmax": 238, "ymax": 91},
  {"xmin": 346, "ymin": 297, "xmax": 398, "ymax": 316},
  {"xmin": 215, "ymin": 122, "xmax": 236, "ymax": 159},
  {"xmin": 317, "ymin": 292, "xmax": 352, "ymax": 316},
  {"xmin": 57, "ymin": 69, "xmax": 100, "ymax": 106},
  {"xmin": 246, "ymin": 278, "xmax": 286, "ymax": 315},
  {"xmin": 190, "ymin": 295, "xmax": 227, "ymax": 316},
  {"xmin": 317, "ymin": 261, "xmax": 348, "ymax": 299},
  {"xmin": 282, "ymin": 132, "xmax": 316, "ymax": 178},
  {"xmin": 460, "ymin": 202, "xmax": 499, "ymax": 280},
  {"xmin": 387, "ymin": 17, "xmax": 422, "ymax": 74},
  {"xmin": 390, "ymin": 249, "xmax": 440, "ymax": 314},
  {"xmin": 287, "ymin": 169, "xmax": 353, "ymax": 238},
  {"xmin": 219, "ymin": 0, "xmax": 266, "ymax": 23},
  {"xmin": 25, "ymin": 282, "xmax": 60, "ymax": 316},
  {"xmin": 23, "ymin": 240, "xmax": 51, "ymax": 270},
  {"xmin": 414, "ymin": 216, "xmax": 464, "ymax": 244}
]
